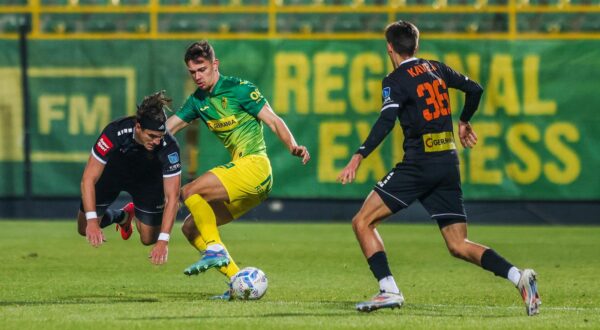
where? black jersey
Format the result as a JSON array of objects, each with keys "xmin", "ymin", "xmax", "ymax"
[
  {"xmin": 357, "ymin": 58, "xmax": 483, "ymax": 164},
  {"xmin": 91, "ymin": 116, "xmax": 181, "ymax": 181}
]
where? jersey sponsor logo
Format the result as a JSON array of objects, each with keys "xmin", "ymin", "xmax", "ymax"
[
  {"xmin": 117, "ymin": 128, "xmax": 133, "ymax": 136},
  {"xmin": 95, "ymin": 134, "xmax": 113, "ymax": 156},
  {"xmin": 382, "ymin": 87, "xmax": 391, "ymax": 102},
  {"xmin": 249, "ymin": 88, "xmax": 263, "ymax": 103},
  {"xmin": 168, "ymin": 163, "xmax": 181, "ymax": 171},
  {"xmin": 206, "ymin": 115, "xmax": 239, "ymax": 132},
  {"xmin": 167, "ymin": 152, "xmax": 179, "ymax": 164},
  {"xmin": 423, "ymin": 132, "xmax": 456, "ymax": 152}
]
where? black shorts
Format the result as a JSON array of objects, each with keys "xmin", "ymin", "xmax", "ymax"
[
  {"xmin": 79, "ymin": 166, "xmax": 164, "ymax": 226},
  {"xmin": 374, "ymin": 162, "xmax": 467, "ymax": 228}
]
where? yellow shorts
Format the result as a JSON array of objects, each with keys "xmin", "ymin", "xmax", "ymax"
[{"xmin": 210, "ymin": 154, "xmax": 273, "ymax": 219}]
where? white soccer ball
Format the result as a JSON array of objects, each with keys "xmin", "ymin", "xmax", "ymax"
[{"xmin": 230, "ymin": 267, "xmax": 268, "ymax": 300}]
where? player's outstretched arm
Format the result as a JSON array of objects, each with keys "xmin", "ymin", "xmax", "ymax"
[
  {"xmin": 81, "ymin": 155, "xmax": 106, "ymax": 247},
  {"xmin": 337, "ymin": 154, "xmax": 364, "ymax": 185},
  {"xmin": 150, "ymin": 174, "xmax": 181, "ymax": 265},
  {"xmin": 257, "ymin": 103, "xmax": 310, "ymax": 165},
  {"xmin": 166, "ymin": 115, "xmax": 189, "ymax": 135},
  {"xmin": 458, "ymin": 120, "xmax": 478, "ymax": 148}
]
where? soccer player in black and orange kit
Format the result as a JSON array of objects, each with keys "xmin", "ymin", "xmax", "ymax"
[
  {"xmin": 338, "ymin": 21, "xmax": 540, "ymax": 315},
  {"xmin": 78, "ymin": 91, "xmax": 181, "ymax": 265}
]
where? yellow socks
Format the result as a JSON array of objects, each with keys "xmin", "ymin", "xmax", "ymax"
[
  {"xmin": 184, "ymin": 194, "xmax": 221, "ymax": 245},
  {"xmin": 192, "ymin": 235, "xmax": 207, "ymax": 251},
  {"xmin": 185, "ymin": 194, "xmax": 240, "ymax": 279},
  {"xmin": 221, "ymin": 256, "xmax": 240, "ymax": 279}
]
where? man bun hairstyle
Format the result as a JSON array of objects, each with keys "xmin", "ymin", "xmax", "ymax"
[
  {"xmin": 136, "ymin": 90, "xmax": 171, "ymax": 132},
  {"xmin": 385, "ymin": 20, "xmax": 419, "ymax": 57},
  {"xmin": 184, "ymin": 40, "xmax": 215, "ymax": 64}
]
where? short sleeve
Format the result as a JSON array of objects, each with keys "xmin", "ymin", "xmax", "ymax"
[
  {"xmin": 175, "ymin": 94, "xmax": 201, "ymax": 123},
  {"xmin": 234, "ymin": 80, "xmax": 267, "ymax": 117},
  {"xmin": 381, "ymin": 76, "xmax": 403, "ymax": 112},
  {"xmin": 91, "ymin": 122, "xmax": 119, "ymax": 164},
  {"xmin": 160, "ymin": 135, "xmax": 182, "ymax": 178}
]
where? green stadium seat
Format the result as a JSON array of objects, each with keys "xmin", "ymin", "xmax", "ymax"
[
  {"xmin": 125, "ymin": 19, "xmax": 148, "ymax": 33},
  {"xmin": 541, "ymin": 13, "xmax": 564, "ymax": 32},
  {"xmin": 358, "ymin": 0, "xmax": 387, "ymax": 5},
  {"xmin": 398, "ymin": 14, "xmax": 447, "ymax": 32},
  {"xmin": 42, "ymin": 16, "xmax": 76, "ymax": 33},
  {"xmin": 70, "ymin": 0, "xmax": 101, "ymax": 4},
  {"xmin": 40, "ymin": 0, "xmax": 70, "ymax": 4},
  {"xmin": 517, "ymin": 13, "xmax": 543, "ymax": 32},
  {"xmin": 163, "ymin": 15, "xmax": 201, "ymax": 32},
  {"xmin": 242, "ymin": 0, "xmax": 268, "ymax": 4},
  {"xmin": 159, "ymin": 0, "xmax": 190, "ymax": 4},
  {"xmin": 474, "ymin": 13, "xmax": 507, "ymax": 32},
  {"xmin": 248, "ymin": 17, "xmax": 269, "ymax": 32},
  {"xmin": 277, "ymin": 14, "xmax": 322, "ymax": 33},
  {"xmin": 1, "ymin": 14, "xmax": 21, "ymax": 33},
  {"xmin": 331, "ymin": 15, "xmax": 363, "ymax": 32},
  {"xmin": 363, "ymin": 13, "xmax": 388, "ymax": 32},
  {"xmin": 0, "ymin": 0, "xmax": 28, "ymax": 5},
  {"xmin": 117, "ymin": 0, "xmax": 150, "ymax": 5},
  {"xmin": 569, "ymin": 0, "xmax": 597, "ymax": 4},
  {"xmin": 320, "ymin": 0, "xmax": 356, "ymax": 5},
  {"xmin": 580, "ymin": 14, "xmax": 600, "ymax": 32},
  {"xmin": 404, "ymin": 0, "xmax": 437, "ymax": 5},
  {"xmin": 84, "ymin": 17, "xmax": 117, "ymax": 31}
]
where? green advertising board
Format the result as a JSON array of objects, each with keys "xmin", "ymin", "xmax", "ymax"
[{"xmin": 0, "ymin": 39, "xmax": 598, "ymax": 200}]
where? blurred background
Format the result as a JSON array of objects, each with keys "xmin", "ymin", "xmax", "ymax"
[{"xmin": 0, "ymin": 0, "xmax": 599, "ymax": 223}]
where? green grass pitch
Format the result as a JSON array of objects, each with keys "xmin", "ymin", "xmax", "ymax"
[{"xmin": 1, "ymin": 220, "xmax": 599, "ymax": 329}]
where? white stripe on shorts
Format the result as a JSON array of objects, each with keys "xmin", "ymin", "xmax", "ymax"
[
  {"xmin": 374, "ymin": 186, "xmax": 408, "ymax": 207},
  {"xmin": 431, "ymin": 212, "xmax": 466, "ymax": 218}
]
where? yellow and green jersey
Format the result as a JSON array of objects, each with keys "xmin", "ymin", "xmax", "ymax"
[{"xmin": 175, "ymin": 75, "xmax": 268, "ymax": 161}]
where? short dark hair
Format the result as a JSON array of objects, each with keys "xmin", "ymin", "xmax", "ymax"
[
  {"xmin": 184, "ymin": 40, "xmax": 215, "ymax": 64},
  {"xmin": 385, "ymin": 20, "xmax": 419, "ymax": 57},
  {"xmin": 136, "ymin": 90, "xmax": 170, "ymax": 127}
]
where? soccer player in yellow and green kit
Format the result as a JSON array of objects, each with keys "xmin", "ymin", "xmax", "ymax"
[{"xmin": 167, "ymin": 40, "xmax": 310, "ymax": 298}]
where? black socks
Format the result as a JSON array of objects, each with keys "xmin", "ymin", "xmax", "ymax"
[
  {"xmin": 367, "ymin": 251, "xmax": 393, "ymax": 281},
  {"xmin": 99, "ymin": 209, "xmax": 125, "ymax": 228},
  {"xmin": 480, "ymin": 248, "xmax": 514, "ymax": 278}
]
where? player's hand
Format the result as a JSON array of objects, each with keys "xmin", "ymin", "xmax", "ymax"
[
  {"xmin": 149, "ymin": 240, "xmax": 168, "ymax": 265},
  {"xmin": 458, "ymin": 121, "xmax": 478, "ymax": 148},
  {"xmin": 85, "ymin": 220, "xmax": 105, "ymax": 248},
  {"xmin": 291, "ymin": 145, "xmax": 310, "ymax": 165},
  {"xmin": 337, "ymin": 154, "xmax": 363, "ymax": 184}
]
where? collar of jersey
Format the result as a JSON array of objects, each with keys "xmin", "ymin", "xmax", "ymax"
[
  {"xmin": 400, "ymin": 57, "xmax": 418, "ymax": 65},
  {"xmin": 207, "ymin": 74, "xmax": 225, "ymax": 96}
]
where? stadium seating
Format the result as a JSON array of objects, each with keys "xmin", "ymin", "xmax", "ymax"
[
  {"xmin": 0, "ymin": 14, "xmax": 21, "ymax": 32},
  {"xmin": 0, "ymin": 0, "xmax": 598, "ymax": 35},
  {"xmin": 161, "ymin": 13, "xmax": 269, "ymax": 33}
]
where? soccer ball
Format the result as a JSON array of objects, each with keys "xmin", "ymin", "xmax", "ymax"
[{"xmin": 230, "ymin": 267, "xmax": 268, "ymax": 300}]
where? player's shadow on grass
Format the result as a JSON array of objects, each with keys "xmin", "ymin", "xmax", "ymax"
[
  {"xmin": 0, "ymin": 295, "xmax": 160, "ymax": 307},
  {"xmin": 125, "ymin": 312, "xmax": 350, "ymax": 321}
]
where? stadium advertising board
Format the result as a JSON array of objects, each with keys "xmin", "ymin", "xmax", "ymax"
[{"xmin": 0, "ymin": 39, "xmax": 598, "ymax": 200}]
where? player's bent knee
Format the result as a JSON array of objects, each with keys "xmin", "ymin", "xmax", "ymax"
[
  {"xmin": 351, "ymin": 214, "xmax": 372, "ymax": 233},
  {"xmin": 140, "ymin": 236, "xmax": 157, "ymax": 246},
  {"xmin": 446, "ymin": 242, "xmax": 468, "ymax": 260}
]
